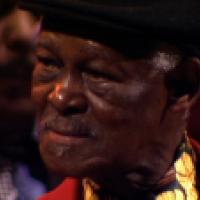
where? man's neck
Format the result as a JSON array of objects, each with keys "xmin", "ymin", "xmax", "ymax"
[{"xmin": 82, "ymin": 138, "xmax": 198, "ymax": 200}]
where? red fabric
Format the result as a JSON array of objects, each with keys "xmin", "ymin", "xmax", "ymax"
[
  {"xmin": 190, "ymin": 138, "xmax": 200, "ymax": 156},
  {"xmin": 39, "ymin": 178, "xmax": 82, "ymax": 200}
]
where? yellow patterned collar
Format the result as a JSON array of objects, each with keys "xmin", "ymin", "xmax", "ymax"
[
  {"xmin": 82, "ymin": 139, "xmax": 199, "ymax": 200},
  {"xmin": 156, "ymin": 138, "xmax": 198, "ymax": 200}
]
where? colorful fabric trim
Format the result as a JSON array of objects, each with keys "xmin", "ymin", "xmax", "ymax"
[{"xmin": 156, "ymin": 138, "xmax": 198, "ymax": 200}]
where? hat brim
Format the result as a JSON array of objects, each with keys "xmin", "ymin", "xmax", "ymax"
[{"xmin": 19, "ymin": 0, "xmax": 200, "ymax": 48}]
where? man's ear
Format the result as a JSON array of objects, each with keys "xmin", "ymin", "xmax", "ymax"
[{"xmin": 165, "ymin": 57, "xmax": 200, "ymax": 103}]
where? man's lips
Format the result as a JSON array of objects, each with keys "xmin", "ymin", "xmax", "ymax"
[
  {"xmin": 40, "ymin": 119, "xmax": 91, "ymax": 138},
  {"xmin": 46, "ymin": 128, "xmax": 89, "ymax": 138}
]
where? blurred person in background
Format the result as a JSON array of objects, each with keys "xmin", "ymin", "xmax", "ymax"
[{"xmin": 0, "ymin": 1, "xmax": 48, "ymax": 200}]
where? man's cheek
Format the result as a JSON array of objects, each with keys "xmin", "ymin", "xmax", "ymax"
[{"xmin": 86, "ymin": 91, "xmax": 126, "ymax": 126}]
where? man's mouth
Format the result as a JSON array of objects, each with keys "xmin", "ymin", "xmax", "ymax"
[
  {"xmin": 47, "ymin": 127, "xmax": 90, "ymax": 138},
  {"xmin": 40, "ymin": 118, "xmax": 91, "ymax": 138}
]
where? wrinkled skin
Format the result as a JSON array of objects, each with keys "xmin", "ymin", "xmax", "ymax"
[
  {"xmin": 0, "ymin": 9, "xmax": 41, "ymax": 159},
  {"xmin": 32, "ymin": 31, "xmax": 195, "ymax": 194}
]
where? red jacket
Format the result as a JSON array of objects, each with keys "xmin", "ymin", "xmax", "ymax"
[{"xmin": 39, "ymin": 178, "xmax": 82, "ymax": 200}]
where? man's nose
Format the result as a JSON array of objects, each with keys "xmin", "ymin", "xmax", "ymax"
[{"xmin": 48, "ymin": 78, "xmax": 88, "ymax": 115}]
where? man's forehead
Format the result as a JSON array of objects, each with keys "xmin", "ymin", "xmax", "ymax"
[{"xmin": 38, "ymin": 31, "xmax": 127, "ymax": 65}]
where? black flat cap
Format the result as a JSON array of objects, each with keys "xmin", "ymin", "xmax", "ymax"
[{"xmin": 19, "ymin": 0, "xmax": 200, "ymax": 48}]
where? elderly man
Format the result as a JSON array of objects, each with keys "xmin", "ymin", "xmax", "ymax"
[
  {"xmin": 0, "ymin": 1, "xmax": 48, "ymax": 200},
  {"xmin": 20, "ymin": 0, "xmax": 200, "ymax": 199}
]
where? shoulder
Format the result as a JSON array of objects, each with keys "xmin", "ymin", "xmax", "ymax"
[{"xmin": 38, "ymin": 178, "xmax": 81, "ymax": 200}]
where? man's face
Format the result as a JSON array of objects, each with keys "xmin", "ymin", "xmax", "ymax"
[
  {"xmin": 0, "ymin": 9, "xmax": 40, "ymax": 153},
  {"xmin": 33, "ymin": 31, "xmax": 182, "ymax": 187}
]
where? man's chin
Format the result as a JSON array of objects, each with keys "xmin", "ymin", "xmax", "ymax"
[{"xmin": 40, "ymin": 144, "xmax": 113, "ymax": 179}]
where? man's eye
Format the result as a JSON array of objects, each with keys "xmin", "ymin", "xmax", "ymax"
[
  {"xmin": 83, "ymin": 67, "xmax": 118, "ymax": 82},
  {"xmin": 37, "ymin": 55, "xmax": 62, "ymax": 69},
  {"xmin": 34, "ymin": 55, "xmax": 62, "ymax": 83}
]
